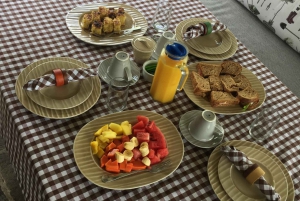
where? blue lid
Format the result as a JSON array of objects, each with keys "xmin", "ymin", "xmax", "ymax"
[{"xmin": 165, "ymin": 42, "xmax": 188, "ymax": 60}]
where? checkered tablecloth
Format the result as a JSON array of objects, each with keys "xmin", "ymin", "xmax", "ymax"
[{"xmin": 0, "ymin": 0, "xmax": 299, "ymax": 200}]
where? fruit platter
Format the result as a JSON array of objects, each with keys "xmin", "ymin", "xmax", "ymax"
[
  {"xmin": 73, "ymin": 110, "xmax": 184, "ymax": 190},
  {"xmin": 91, "ymin": 115, "xmax": 169, "ymax": 174}
]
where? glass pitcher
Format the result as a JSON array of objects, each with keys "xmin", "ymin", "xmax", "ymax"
[{"xmin": 150, "ymin": 41, "xmax": 189, "ymax": 103}]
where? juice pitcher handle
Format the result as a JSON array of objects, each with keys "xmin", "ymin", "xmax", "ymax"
[{"xmin": 177, "ymin": 65, "xmax": 189, "ymax": 91}]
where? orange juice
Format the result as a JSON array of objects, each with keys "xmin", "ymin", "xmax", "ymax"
[{"xmin": 150, "ymin": 42, "xmax": 189, "ymax": 103}]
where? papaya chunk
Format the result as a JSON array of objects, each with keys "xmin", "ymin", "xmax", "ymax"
[{"xmin": 105, "ymin": 159, "xmax": 120, "ymax": 173}]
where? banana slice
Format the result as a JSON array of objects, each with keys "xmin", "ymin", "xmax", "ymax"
[
  {"xmin": 139, "ymin": 145, "xmax": 149, "ymax": 157},
  {"xmin": 124, "ymin": 141, "xmax": 134, "ymax": 150},
  {"xmin": 130, "ymin": 137, "xmax": 139, "ymax": 147},
  {"xmin": 140, "ymin": 142, "xmax": 149, "ymax": 148},
  {"xmin": 142, "ymin": 157, "xmax": 151, "ymax": 166},
  {"xmin": 115, "ymin": 152, "xmax": 125, "ymax": 163},
  {"xmin": 123, "ymin": 150, "xmax": 133, "ymax": 161}
]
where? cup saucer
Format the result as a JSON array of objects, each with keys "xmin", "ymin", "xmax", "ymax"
[
  {"xmin": 98, "ymin": 57, "xmax": 140, "ymax": 86},
  {"xmin": 179, "ymin": 110, "xmax": 224, "ymax": 148}
]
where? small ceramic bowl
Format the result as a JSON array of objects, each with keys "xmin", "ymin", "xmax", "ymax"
[{"xmin": 142, "ymin": 60, "xmax": 157, "ymax": 83}]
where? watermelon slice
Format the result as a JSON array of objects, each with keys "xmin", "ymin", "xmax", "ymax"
[
  {"xmin": 154, "ymin": 127, "xmax": 167, "ymax": 148},
  {"xmin": 132, "ymin": 148, "xmax": 142, "ymax": 160},
  {"xmin": 157, "ymin": 148, "xmax": 169, "ymax": 159},
  {"xmin": 136, "ymin": 132, "xmax": 150, "ymax": 143},
  {"xmin": 148, "ymin": 149, "xmax": 155, "ymax": 159},
  {"xmin": 132, "ymin": 120, "xmax": 145, "ymax": 129},
  {"xmin": 150, "ymin": 155, "xmax": 161, "ymax": 165},
  {"xmin": 145, "ymin": 121, "xmax": 156, "ymax": 133},
  {"xmin": 133, "ymin": 128, "xmax": 146, "ymax": 135},
  {"xmin": 137, "ymin": 115, "xmax": 149, "ymax": 127},
  {"xmin": 148, "ymin": 141, "xmax": 161, "ymax": 149}
]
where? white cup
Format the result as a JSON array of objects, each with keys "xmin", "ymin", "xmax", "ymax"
[
  {"xmin": 152, "ymin": 31, "xmax": 175, "ymax": 59},
  {"xmin": 188, "ymin": 110, "xmax": 217, "ymax": 141},
  {"xmin": 107, "ymin": 51, "xmax": 132, "ymax": 81}
]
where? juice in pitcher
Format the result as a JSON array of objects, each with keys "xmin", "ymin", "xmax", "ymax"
[{"xmin": 150, "ymin": 41, "xmax": 189, "ymax": 103}]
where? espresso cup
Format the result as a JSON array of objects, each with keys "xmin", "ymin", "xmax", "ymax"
[
  {"xmin": 152, "ymin": 31, "xmax": 175, "ymax": 59},
  {"xmin": 107, "ymin": 51, "xmax": 132, "ymax": 81},
  {"xmin": 188, "ymin": 110, "xmax": 217, "ymax": 141}
]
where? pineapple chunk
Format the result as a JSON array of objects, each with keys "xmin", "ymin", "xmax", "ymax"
[
  {"xmin": 102, "ymin": 130, "xmax": 117, "ymax": 139},
  {"xmin": 96, "ymin": 147, "xmax": 105, "ymax": 158},
  {"xmin": 121, "ymin": 124, "xmax": 132, "ymax": 135},
  {"xmin": 99, "ymin": 135, "xmax": 110, "ymax": 143},
  {"xmin": 90, "ymin": 141, "xmax": 99, "ymax": 155},
  {"xmin": 98, "ymin": 139, "xmax": 108, "ymax": 149},
  {"xmin": 109, "ymin": 123, "xmax": 123, "ymax": 135},
  {"xmin": 121, "ymin": 121, "xmax": 130, "ymax": 126},
  {"xmin": 115, "ymin": 152, "xmax": 125, "ymax": 163},
  {"xmin": 96, "ymin": 136, "xmax": 101, "ymax": 145},
  {"xmin": 94, "ymin": 124, "xmax": 109, "ymax": 136},
  {"xmin": 142, "ymin": 157, "xmax": 151, "ymax": 166},
  {"xmin": 124, "ymin": 142, "xmax": 134, "ymax": 150}
]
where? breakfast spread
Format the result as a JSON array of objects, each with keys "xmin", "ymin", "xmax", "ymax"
[
  {"xmin": 81, "ymin": 6, "xmax": 126, "ymax": 36},
  {"xmin": 190, "ymin": 61, "xmax": 260, "ymax": 110},
  {"xmin": 90, "ymin": 115, "xmax": 169, "ymax": 173}
]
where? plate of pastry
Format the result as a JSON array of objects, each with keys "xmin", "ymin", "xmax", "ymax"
[
  {"xmin": 183, "ymin": 61, "xmax": 266, "ymax": 115},
  {"xmin": 66, "ymin": 3, "xmax": 148, "ymax": 46}
]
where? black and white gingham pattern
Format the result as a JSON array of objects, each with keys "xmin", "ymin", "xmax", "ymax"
[
  {"xmin": 0, "ymin": 0, "xmax": 299, "ymax": 200},
  {"xmin": 66, "ymin": 68, "xmax": 97, "ymax": 82},
  {"xmin": 23, "ymin": 73, "xmax": 56, "ymax": 91},
  {"xmin": 183, "ymin": 21, "xmax": 227, "ymax": 40},
  {"xmin": 23, "ymin": 68, "xmax": 97, "ymax": 91},
  {"xmin": 221, "ymin": 146, "xmax": 281, "ymax": 201}
]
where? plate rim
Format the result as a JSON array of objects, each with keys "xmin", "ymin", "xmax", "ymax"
[
  {"xmin": 207, "ymin": 140, "xmax": 294, "ymax": 201},
  {"xmin": 175, "ymin": 17, "xmax": 238, "ymax": 60},
  {"xmin": 15, "ymin": 57, "xmax": 101, "ymax": 119},
  {"xmin": 179, "ymin": 110, "xmax": 224, "ymax": 148},
  {"xmin": 65, "ymin": 3, "xmax": 148, "ymax": 46},
  {"xmin": 98, "ymin": 57, "xmax": 140, "ymax": 86},
  {"xmin": 181, "ymin": 19, "xmax": 232, "ymax": 54},
  {"xmin": 218, "ymin": 146, "xmax": 287, "ymax": 201},
  {"xmin": 73, "ymin": 110, "xmax": 184, "ymax": 190},
  {"xmin": 24, "ymin": 60, "xmax": 94, "ymax": 110},
  {"xmin": 183, "ymin": 61, "xmax": 266, "ymax": 115}
]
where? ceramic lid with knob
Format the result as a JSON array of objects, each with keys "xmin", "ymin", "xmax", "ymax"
[{"xmin": 131, "ymin": 36, "xmax": 156, "ymax": 52}]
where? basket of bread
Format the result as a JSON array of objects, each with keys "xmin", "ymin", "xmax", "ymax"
[{"xmin": 190, "ymin": 61, "xmax": 261, "ymax": 111}]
